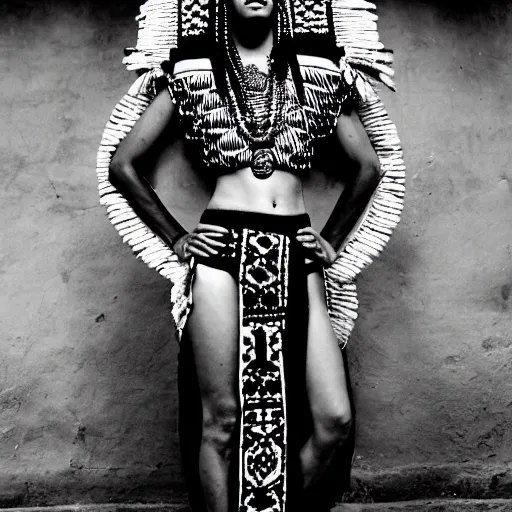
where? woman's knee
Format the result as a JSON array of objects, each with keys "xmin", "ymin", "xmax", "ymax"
[
  {"xmin": 314, "ymin": 405, "xmax": 353, "ymax": 449},
  {"xmin": 202, "ymin": 398, "xmax": 239, "ymax": 451}
]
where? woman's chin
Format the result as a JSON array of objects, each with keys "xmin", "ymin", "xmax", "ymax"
[{"xmin": 240, "ymin": 4, "xmax": 273, "ymax": 18}]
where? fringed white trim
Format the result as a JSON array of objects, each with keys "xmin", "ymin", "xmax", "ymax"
[
  {"xmin": 324, "ymin": 95, "xmax": 405, "ymax": 347},
  {"xmin": 332, "ymin": 0, "xmax": 396, "ymax": 91},
  {"xmin": 122, "ymin": 0, "xmax": 179, "ymax": 71}
]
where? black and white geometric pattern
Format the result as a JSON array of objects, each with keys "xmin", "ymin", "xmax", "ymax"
[
  {"xmin": 292, "ymin": 0, "xmax": 329, "ymax": 35},
  {"xmin": 181, "ymin": 0, "xmax": 210, "ymax": 38},
  {"xmin": 238, "ymin": 230, "xmax": 289, "ymax": 512}
]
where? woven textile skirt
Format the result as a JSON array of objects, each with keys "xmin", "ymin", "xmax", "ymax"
[{"xmin": 178, "ymin": 209, "xmax": 355, "ymax": 512}]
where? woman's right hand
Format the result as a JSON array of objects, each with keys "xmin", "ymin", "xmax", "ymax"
[{"xmin": 173, "ymin": 223, "xmax": 229, "ymax": 262}]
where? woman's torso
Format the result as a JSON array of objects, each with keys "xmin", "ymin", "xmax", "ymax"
[
  {"xmin": 167, "ymin": 55, "xmax": 352, "ymax": 215},
  {"xmin": 208, "ymin": 167, "xmax": 306, "ymax": 215}
]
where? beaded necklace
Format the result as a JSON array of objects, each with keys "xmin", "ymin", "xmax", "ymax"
[{"xmin": 223, "ymin": 12, "xmax": 287, "ymax": 179}]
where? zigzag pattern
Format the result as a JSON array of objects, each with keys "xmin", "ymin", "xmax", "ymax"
[
  {"xmin": 292, "ymin": 0, "xmax": 330, "ymax": 34},
  {"xmin": 181, "ymin": 0, "xmax": 210, "ymax": 38}
]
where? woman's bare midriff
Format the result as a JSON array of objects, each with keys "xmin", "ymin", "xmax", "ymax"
[{"xmin": 207, "ymin": 167, "xmax": 306, "ymax": 215}]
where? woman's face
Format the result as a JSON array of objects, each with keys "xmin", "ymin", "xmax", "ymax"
[{"xmin": 228, "ymin": 0, "xmax": 274, "ymax": 20}]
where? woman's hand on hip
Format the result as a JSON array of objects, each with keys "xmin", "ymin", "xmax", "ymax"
[
  {"xmin": 173, "ymin": 223, "xmax": 229, "ymax": 261},
  {"xmin": 296, "ymin": 227, "xmax": 337, "ymax": 267}
]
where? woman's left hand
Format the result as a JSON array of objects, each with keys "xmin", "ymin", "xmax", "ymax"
[{"xmin": 296, "ymin": 227, "xmax": 337, "ymax": 267}]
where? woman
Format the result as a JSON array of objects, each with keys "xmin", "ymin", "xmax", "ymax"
[{"xmin": 102, "ymin": 0, "xmax": 403, "ymax": 510}]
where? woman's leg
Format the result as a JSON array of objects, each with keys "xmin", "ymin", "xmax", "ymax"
[
  {"xmin": 300, "ymin": 271, "xmax": 353, "ymax": 489},
  {"xmin": 186, "ymin": 263, "xmax": 239, "ymax": 512}
]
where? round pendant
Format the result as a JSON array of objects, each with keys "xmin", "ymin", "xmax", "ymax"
[{"xmin": 252, "ymin": 148, "xmax": 274, "ymax": 179}]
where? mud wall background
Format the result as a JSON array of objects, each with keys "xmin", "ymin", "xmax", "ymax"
[{"xmin": 1, "ymin": 0, "xmax": 511, "ymax": 506}]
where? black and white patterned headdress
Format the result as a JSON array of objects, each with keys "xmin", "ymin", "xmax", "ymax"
[{"xmin": 123, "ymin": 0, "xmax": 396, "ymax": 95}]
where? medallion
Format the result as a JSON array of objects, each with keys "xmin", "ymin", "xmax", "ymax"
[{"xmin": 252, "ymin": 148, "xmax": 274, "ymax": 179}]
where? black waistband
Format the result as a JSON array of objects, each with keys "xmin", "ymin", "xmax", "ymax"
[{"xmin": 200, "ymin": 209, "xmax": 311, "ymax": 236}]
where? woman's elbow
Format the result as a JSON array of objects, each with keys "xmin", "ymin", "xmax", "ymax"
[
  {"xmin": 109, "ymin": 155, "xmax": 133, "ymax": 187},
  {"xmin": 360, "ymin": 157, "xmax": 381, "ymax": 191}
]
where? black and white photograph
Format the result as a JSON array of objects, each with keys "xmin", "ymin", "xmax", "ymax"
[{"xmin": 1, "ymin": 0, "xmax": 511, "ymax": 511}]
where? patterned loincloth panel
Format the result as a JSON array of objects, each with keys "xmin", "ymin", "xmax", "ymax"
[{"xmin": 238, "ymin": 229, "xmax": 290, "ymax": 512}]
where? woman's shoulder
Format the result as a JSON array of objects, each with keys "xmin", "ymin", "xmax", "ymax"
[
  {"xmin": 171, "ymin": 58, "xmax": 214, "ymax": 77},
  {"xmin": 295, "ymin": 54, "xmax": 358, "ymax": 137},
  {"xmin": 296, "ymin": 54, "xmax": 346, "ymax": 98},
  {"xmin": 170, "ymin": 55, "xmax": 342, "ymax": 76},
  {"xmin": 163, "ymin": 58, "xmax": 216, "ymax": 99},
  {"xmin": 296, "ymin": 54, "xmax": 341, "ymax": 74},
  {"xmin": 169, "ymin": 54, "xmax": 342, "ymax": 79}
]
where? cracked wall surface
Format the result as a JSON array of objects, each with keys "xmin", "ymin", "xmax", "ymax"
[{"xmin": 1, "ymin": 0, "xmax": 511, "ymax": 506}]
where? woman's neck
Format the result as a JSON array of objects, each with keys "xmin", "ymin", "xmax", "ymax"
[{"xmin": 230, "ymin": 18, "xmax": 274, "ymax": 60}]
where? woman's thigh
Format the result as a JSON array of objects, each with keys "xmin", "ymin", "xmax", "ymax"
[
  {"xmin": 306, "ymin": 271, "xmax": 351, "ymax": 424},
  {"xmin": 186, "ymin": 263, "xmax": 239, "ymax": 408}
]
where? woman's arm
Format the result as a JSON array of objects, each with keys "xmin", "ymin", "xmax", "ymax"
[
  {"xmin": 319, "ymin": 109, "xmax": 381, "ymax": 252},
  {"xmin": 109, "ymin": 88, "xmax": 228, "ymax": 259},
  {"xmin": 109, "ymin": 88, "xmax": 188, "ymax": 249}
]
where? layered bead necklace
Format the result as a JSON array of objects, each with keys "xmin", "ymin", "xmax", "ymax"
[{"xmin": 223, "ymin": 16, "xmax": 287, "ymax": 179}]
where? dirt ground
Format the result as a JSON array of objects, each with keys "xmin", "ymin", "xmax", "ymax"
[{"xmin": 3, "ymin": 500, "xmax": 512, "ymax": 512}]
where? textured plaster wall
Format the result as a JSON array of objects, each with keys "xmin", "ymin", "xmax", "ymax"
[
  {"xmin": 1, "ymin": 0, "xmax": 511, "ymax": 506},
  {"xmin": 353, "ymin": 0, "xmax": 512, "ymax": 468}
]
